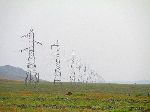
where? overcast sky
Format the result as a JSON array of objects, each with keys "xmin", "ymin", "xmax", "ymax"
[{"xmin": 0, "ymin": 0, "xmax": 150, "ymax": 82}]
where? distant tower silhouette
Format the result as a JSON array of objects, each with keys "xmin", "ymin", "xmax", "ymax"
[
  {"xmin": 83, "ymin": 65, "xmax": 88, "ymax": 83},
  {"xmin": 69, "ymin": 50, "xmax": 77, "ymax": 83},
  {"xmin": 51, "ymin": 40, "xmax": 62, "ymax": 84},
  {"xmin": 76, "ymin": 63, "xmax": 82, "ymax": 83},
  {"xmin": 21, "ymin": 29, "xmax": 42, "ymax": 87},
  {"xmin": 90, "ymin": 69, "xmax": 95, "ymax": 83}
]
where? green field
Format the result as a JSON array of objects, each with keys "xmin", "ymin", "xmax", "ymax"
[{"xmin": 0, "ymin": 79, "xmax": 150, "ymax": 112}]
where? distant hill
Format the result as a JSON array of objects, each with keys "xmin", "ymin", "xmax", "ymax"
[
  {"xmin": 0, "ymin": 65, "xmax": 26, "ymax": 81},
  {"xmin": 0, "ymin": 65, "xmax": 47, "ymax": 82}
]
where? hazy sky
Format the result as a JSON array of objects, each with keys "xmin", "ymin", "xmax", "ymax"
[{"xmin": 0, "ymin": 0, "xmax": 150, "ymax": 82}]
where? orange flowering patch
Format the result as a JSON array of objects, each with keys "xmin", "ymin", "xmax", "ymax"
[
  {"xmin": 0, "ymin": 106, "xmax": 17, "ymax": 112},
  {"xmin": 18, "ymin": 91, "xmax": 33, "ymax": 96}
]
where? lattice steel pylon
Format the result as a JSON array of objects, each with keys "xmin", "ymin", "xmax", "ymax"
[
  {"xmin": 51, "ymin": 40, "xmax": 62, "ymax": 84},
  {"xmin": 21, "ymin": 29, "xmax": 42, "ymax": 87},
  {"xmin": 83, "ymin": 65, "xmax": 87, "ymax": 83},
  {"xmin": 90, "ymin": 69, "xmax": 95, "ymax": 83},
  {"xmin": 69, "ymin": 50, "xmax": 77, "ymax": 83},
  {"xmin": 76, "ymin": 63, "xmax": 82, "ymax": 83}
]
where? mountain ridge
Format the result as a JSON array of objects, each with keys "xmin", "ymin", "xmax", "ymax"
[
  {"xmin": 0, "ymin": 65, "xmax": 47, "ymax": 82},
  {"xmin": 0, "ymin": 65, "xmax": 26, "ymax": 81}
]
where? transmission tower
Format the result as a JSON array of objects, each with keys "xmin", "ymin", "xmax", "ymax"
[
  {"xmin": 76, "ymin": 64, "xmax": 82, "ymax": 83},
  {"xmin": 83, "ymin": 65, "xmax": 87, "ymax": 83},
  {"xmin": 87, "ymin": 69, "xmax": 92, "ymax": 83},
  {"xmin": 93, "ymin": 71, "xmax": 99, "ymax": 83},
  {"xmin": 21, "ymin": 29, "xmax": 42, "ymax": 86},
  {"xmin": 90, "ymin": 69, "xmax": 95, "ymax": 83},
  {"xmin": 51, "ymin": 40, "xmax": 62, "ymax": 84},
  {"xmin": 69, "ymin": 50, "xmax": 77, "ymax": 83}
]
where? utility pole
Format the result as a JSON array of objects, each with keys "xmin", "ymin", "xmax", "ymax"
[{"xmin": 21, "ymin": 29, "xmax": 42, "ymax": 87}]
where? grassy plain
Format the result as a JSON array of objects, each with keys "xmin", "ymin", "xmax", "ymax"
[{"xmin": 0, "ymin": 79, "xmax": 150, "ymax": 112}]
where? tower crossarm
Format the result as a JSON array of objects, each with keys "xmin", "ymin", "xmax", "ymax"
[{"xmin": 21, "ymin": 47, "xmax": 29, "ymax": 52}]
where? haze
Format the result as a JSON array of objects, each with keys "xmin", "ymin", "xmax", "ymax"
[{"xmin": 0, "ymin": 0, "xmax": 150, "ymax": 82}]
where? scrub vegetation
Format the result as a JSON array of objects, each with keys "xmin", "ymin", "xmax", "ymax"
[{"xmin": 0, "ymin": 79, "xmax": 150, "ymax": 112}]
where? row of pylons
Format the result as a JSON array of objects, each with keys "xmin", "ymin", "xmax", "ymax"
[{"xmin": 20, "ymin": 29, "xmax": 105, "ymax": 87}]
